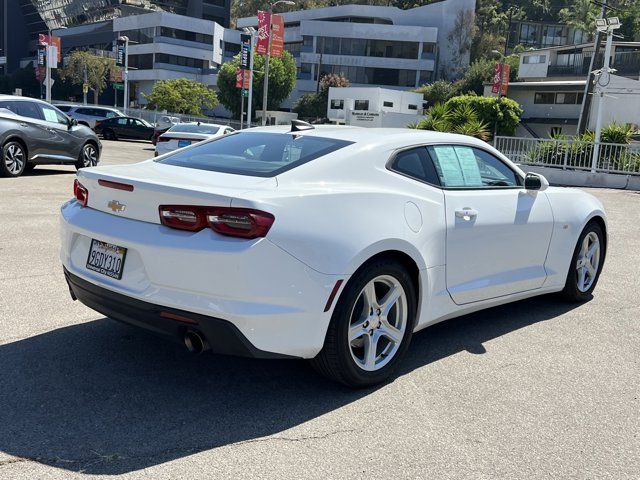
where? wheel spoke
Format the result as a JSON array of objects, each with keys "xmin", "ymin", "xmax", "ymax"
[
  {"xmin": 362, "ymin": 281, "xmax": 378, "ymax": 311},
  {"xmin": 587, "ymin": 243, "xmax": 598, "ymax": 261},
  {"xmin": 349, "ymin": 320, "xmax": 367, "ymax": 342},
  {"xmin": 363, "ymin": 333, "xmax": 378, "ymax": 369},
  {"xmin": 379, "ymin": 283, "xmax": 402, "ymax": 316},
  {"xmin": 380, "ymin": 318, "xmax": 403, "ymax": 344},
  {"xmin": 578, "ymin": 267, "xmax": 587, "ymax": 290}
]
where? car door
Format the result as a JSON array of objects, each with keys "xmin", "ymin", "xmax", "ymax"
[
  {"xmin": 3, "ymin": 100, "xmax": 56, "ymax": 162},
  {"xmin": 38, "ymin": 103, "xmax": 80, "ymax": 161},
  {"xmin": 425, "ymin": 144, "xmax": 554, "ymax": 305},
  {"xmin": 113, "ymin": 118, "xmax": 130, "ymax": 137},
  {"xmin": 131, "ymin": 119, "xmax": 151, "ymax": 139}
]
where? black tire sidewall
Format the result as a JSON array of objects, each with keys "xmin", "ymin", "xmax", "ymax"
[
  {"xmin": 1, "ymin": 141, "xmax": 26, "ymax": 177},
  {"xmin": 563, "ymin": 222, "xmax": 605, "ymax": 301},
  {"xmin": 331, "ymin": 261, "xmax": 416, "ymax": 387}
]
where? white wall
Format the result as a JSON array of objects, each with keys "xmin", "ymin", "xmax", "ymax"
[{"xmin": 589, "ymin": 74, "xmax": 640, "ymax": 129}]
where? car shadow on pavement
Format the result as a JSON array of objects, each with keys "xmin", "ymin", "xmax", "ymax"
[{"xmin": 0, "ymin": 295, "xmax": 579, "ymax": 474}]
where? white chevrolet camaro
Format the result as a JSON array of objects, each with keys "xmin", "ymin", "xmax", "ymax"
[
  {"xmin": 154, "ymin": 122, "xmax": 235, "ymax": 157},
  {"xmin": 60, "ymin": 122, "xmax": 607, "ymax": 387}
]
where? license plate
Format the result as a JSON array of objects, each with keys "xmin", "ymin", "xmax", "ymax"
[
  {"xmin": 178, "ymin": 140, "xmax": 191, "ymax": 147},
  {"xmin": 86, "ymin": 239, "xmax": 127, "ymax": 280}
]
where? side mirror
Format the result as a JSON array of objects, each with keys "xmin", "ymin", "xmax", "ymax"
[
  {"xmin": 524, "ymin": 172, "xmax": 549, "ymax": 191},
  {"xmin": 68, "ymin": 118, "xmax": 78, "ymax": 129}
]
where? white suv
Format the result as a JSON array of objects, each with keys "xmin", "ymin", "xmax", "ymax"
[{"xmin": 54, "ymin": 105, "xmax": 124, "ymax": 129}]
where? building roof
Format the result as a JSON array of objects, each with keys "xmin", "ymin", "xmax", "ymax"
[
  {"xmin": 520, "ymin": 41, "xmax": 640, "ymax": 54},
  {"xmin": 506, "ymin": 80, "xmax": 587, "ymax": 87}
]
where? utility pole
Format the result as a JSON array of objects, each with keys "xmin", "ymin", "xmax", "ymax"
[
  {"xmin": 261, "ymin": 0, "xmax": 294, "ymax": 126},
  {"xmin": 45, "ymin": 28, "xmax": 52, "ymax": 103},
  {"xmin": 122, "ymin": 36, "xmax": 129, "ymax": 114},
  {"xmin": 577, "ymin": 0, "xmax": 607, "ymax": 135},
  {"xmin": 247, "ymin": 30, "xmax": 255, "ymax": 128},
  {"xmin": 591, "ymin": 16, "xmax": 621, "ymax": 172},
  {"xmin": 83, "ymin": 62, "xmax": 88, "ymax": 105}
]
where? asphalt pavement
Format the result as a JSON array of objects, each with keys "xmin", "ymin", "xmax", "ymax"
[{"xmin": 0, "ymin": 139, "xmax": 638, "ymax": 479}]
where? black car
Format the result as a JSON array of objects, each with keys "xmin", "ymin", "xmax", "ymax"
[
  {"xmin": 0, "ymin": 95, "xmax": 101, "ymax": 178},
  {"xmin": 95, "ymin": 116, "xmax": 155, "ymax": 141}
]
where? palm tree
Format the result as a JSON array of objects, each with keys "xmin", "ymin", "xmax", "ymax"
[
  {"xmin": 559, "ymin": 0, "xmax": 600, "ymax": 41},
  {"xmin": 411, "ymin": 103, "xmax": 490, "ymax": 141}
]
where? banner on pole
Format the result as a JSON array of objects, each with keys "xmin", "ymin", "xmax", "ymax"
[
  {"xmin": 115, "ymin": 38, "xmax": 127, "ymax": 67},
  {"xmin": 491, "ymin": 63, "xmax": 503, "ymax": 94},
  {"xmin": 256, "ymin": 10, "xmax": 270, "ymax": 55},
  {"xmin": 240, "ymin": 33, "xmax": 251, "ymax": 70},
  {"xmin": 38, "ymin": 34, "xmax": 61, "ymax": 62},
  {"xmin": 37, "ymin": 44, "xmax": 46, "ymax": 67},
  {"xmin": 500, "ymin": 63, "xmax": 510, "ymax": 95},
  {"xmin": 236, "ymin": 68, "xmax": 250, "ymax": 89},
  {"xmin": 270, "ymin": 14, "xmax": 284, "ymax": 57}
]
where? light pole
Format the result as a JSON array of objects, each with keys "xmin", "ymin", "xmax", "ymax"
[
  {"xmin": 261, "ymin": 0, "xmax": 295, "ymax": 126},
  {"xmin": 242, "ymin": 27, "xmax": 257, "ymax": 129},
  {"xmin": 591, "ymin": 17, "xmax": 621, "ymax": 172},
  {"xmin": 46, "ymin": 26, "xmax": 66, "ymax": 103},
  {"xmin": 118, "ymin": 36, "xmax": 130, "ymax": 114}
]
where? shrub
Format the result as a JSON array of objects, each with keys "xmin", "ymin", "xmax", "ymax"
[
  {"xmin": 414, "ymin": 80, "xmax": 458, "ymax": 107},
  {"xmin": 414, "ymin": 102, "xmax": 490, "ymax": 141},
  {"xmin": 445, "ymin": 95, "xmax": 523, "ymax": 137}
]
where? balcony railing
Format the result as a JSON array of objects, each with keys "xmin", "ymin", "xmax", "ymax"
[{"xmin": 548, "ymin": 51, "xmax": 640, "ymax": 77}]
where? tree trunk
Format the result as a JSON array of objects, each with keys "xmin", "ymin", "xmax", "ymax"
[{"xmin": 93, "ymin": 88, "xmax": 99, "ymax": 105}]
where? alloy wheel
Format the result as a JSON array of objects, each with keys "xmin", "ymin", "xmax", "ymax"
[
  {"xmin": 576, "ymin": 231, "xmax": 600, "ymax": 292},
  {"xmin": 4, "ymin": 143, "xmax": 25, "ymax": 175},
  {"xmin": 82, "ymin": 144, "xmax": 98, "ymax": 167},
  {"xmin": 348, "ymin": 275, "xmax": 408, "ymax": 372}
]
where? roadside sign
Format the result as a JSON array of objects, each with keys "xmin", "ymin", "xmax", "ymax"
[
  {"xmin": 113, "ymin": 83, "xmax": 124, "ymax": 91},
  {"xmin": 242, "ymin": 89, "xmax": 248, "ymax": 97},
  {"xmin": 82, "ymin": 83, "xmax": 89, "ymax": 94},
  {"xmin": 492, "ymin": 63, "xmax": 510, "ymax": 96},
  {"xmin": 115, "ymin": 38, "xmax": 127, "ymax": 67}
]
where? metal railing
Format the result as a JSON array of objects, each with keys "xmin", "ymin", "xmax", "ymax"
[
  {"xmin": 547, "ymin": 51, "xmax": 640, "ymax": 77},
  {"xmin": 495, "ymin": 136, "xmax": 640, "ymax": 175}
]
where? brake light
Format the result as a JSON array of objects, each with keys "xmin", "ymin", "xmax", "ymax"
[
  {"xmin": 74, "ymin": 179, "xmax": 88, "ymax": 207},
  {"xmin": 158, "ymin": 205, "xmax": 275, "ymax": 239},
  {"xmin": 95, "ymin": 121, "xmax": 102, "ymax": 128}
]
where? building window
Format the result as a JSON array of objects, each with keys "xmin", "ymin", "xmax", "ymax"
[
  {"xmin": 555, "ymin": 92, "xmax": 578, "ymax": 104},
  {"xmin": 159, "ymin": 27, "xmax": 213, "ymax": 45},
  {"xmin": 330, "ymin": 99, "xmax": 344, "ymax": 109},
  {"xmin": 285, "ymin": 42, "xmax": 302, "ymax": 56},
  {"xmin": 523, "ymin": 54, "xmax": 547, "ymax": 64},
  {"xmin": 354, "ymin": 100, "xmax": 369, "ymax": 110},
  {"xmin": 383, "ymin": 101, "xmax": 394, "ymax": 107},
  {"xmin": 155, "ymin": 53, "xmax": 207, "ymax": 69},
  {"xmin": 315, "ymin": 37, "xmax": 419, "ymax": 59},
  {"xmin": 128, "ymin": 54, "xmax": 153, "ymax": 69},
  {"xmin": 121, "ymin": 28, "xmax": 155, "ymax": 44},
  {"xmin": 519, "ymin": 23, "xmax": 540, "ymax": 46},
  {"xmin": 534, "ymin": 92, "xmax": 555, "ymax": 104},
  {"xmin": 408, "ymin": 104, "xmax": 418, "ymax": 110},
  {"xmin": 204, "ymin": 0, "xmax": 226, "ymax": 6},
  {"xmin": 422, "ymin": 43, "xmax": 435, "ymax": 54}
]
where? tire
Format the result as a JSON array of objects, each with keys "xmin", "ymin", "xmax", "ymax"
[
  {"xmin": 561, "ymin": 221, "xmax": 605, "ymax": 302},
  {"xmin": 76, "ymin": 142, "xmax": 99, "ymax": 170},
  {"xmin": 103, "ymin": 129, "xmax": 117, "ymax": 141},
  {"xmin": 0, "ymin": 140, "xmax": 27, "ymax": 177},
  {"xmin": 311, "ymin": 259, "xmax": 417, "ymax": 388}
]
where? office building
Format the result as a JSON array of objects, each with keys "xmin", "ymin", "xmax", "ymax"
[{"xmin": 237, "ymin": 0, "xmax": 476, "ymax": 108}]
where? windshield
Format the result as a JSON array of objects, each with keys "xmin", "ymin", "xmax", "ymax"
[
  {"xmin": 169, "ymin": 124, "xmax": 220, "ymax": 134},
  {"xmin": 156, "ymin": 132, "xmax": 353, "ymax": 177}
]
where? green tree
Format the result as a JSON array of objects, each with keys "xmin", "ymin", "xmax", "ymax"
[
  {"xmin": 456, "ymin": 55, "xmax": 519, "ymax": 96},
  {"xmin": 217, "ymin": 50, "xmax": 296, "ymax": 119},
  {"xmin": 412, "ymin": 102, "xmax": 491, "ymax": 141},
  {"xmin": 59, "ymin": 51, "xmax": 115, "ymax": 104},
  {"xmin": 143, "ymin": 78, "xmax": 218, "ymax": 115},
  {"xmin": 446, "ymin": 94, "xmax": 523, "ymax": 137},
  {"xmin": 415, "ymin": 80, "xmax": 458, "ymax": 107},
  {"xmin": 559, "ymin": 0, "xmax": 600, "ymax": 41},
  {"xmin": 293, "ymin": 73, "xmax": 350, "ymax": 119}
]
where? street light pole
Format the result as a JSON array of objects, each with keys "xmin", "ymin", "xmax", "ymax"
[
  {"xmin": 260, "ymin": 0, "xmax": 294, "ymax": 126},
  {"xmin": 45, "ymin": 28, "xmax": 52, "ymax": 103},
  {"xmin": 121, "ymin": 36, "xmax": 130, "ymax": 114}
]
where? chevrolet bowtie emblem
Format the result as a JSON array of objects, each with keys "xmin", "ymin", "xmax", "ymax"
[{"xmin": 108, "ymin": 200, "xmax": 126, "ymax": 213}]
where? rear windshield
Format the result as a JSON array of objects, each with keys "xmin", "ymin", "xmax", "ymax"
[
  {"xmin": 155, "ymin": 132, "xmax": 353, "ymax": 177},
  {"xmin": 169, "ymin": 124, "xmax": 220, "ymax": 134},
  {"xmin": 55, "ymin": 105, "xmax": 72, "ymax": 112}
]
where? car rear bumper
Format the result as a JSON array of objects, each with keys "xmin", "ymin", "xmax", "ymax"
[
  {"xmin": 64, "ymin": 268, "xmax": 295, "ymax": 359},
  {"xmin": 60, "ymin": 201, "xmax": 344, "ymax": 358}
]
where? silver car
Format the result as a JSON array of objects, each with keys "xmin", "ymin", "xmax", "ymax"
[
  {"xmin": 54, "ymin": 104, "xmax": 124, "ymax": 129},
  {"xmin": 0, "ymin": 95, "xmax": 101, "ymax": 177}
]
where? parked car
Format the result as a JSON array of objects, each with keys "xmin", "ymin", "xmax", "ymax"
[
  {"xmin": 94, "ymin": 116, "xmax": 155, "ymax": 141},
  {"xmin": 54, "ymin": 104, "xmax": 124, "ymax": 129},
  {"xmin": 155, "ymin": 123, "xmax": 234, "ymax": 156},
  {"xmin": 0, "ymin": 95, "xmax": 101, "ymax": 177},
  {"xmin": 151, "ymin": 115, "xmax": 181, "ymax": 145},
  {"xmin": 61, "ymin": 123, "xmax": 607, "ymax": 387}
]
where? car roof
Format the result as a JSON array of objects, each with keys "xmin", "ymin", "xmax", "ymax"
[
  {"xmin": 0, "ymin": 94, "xmax": 49, "ymax": 104},
  {"xmin": 244, "ymin": 125, "xmax": 491, "ymax": 149},
  {"xmin": 169, "ymin": 122, "xmax": 227, "ymax": 128}
]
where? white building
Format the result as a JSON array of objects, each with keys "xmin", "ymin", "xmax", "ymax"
[
  {"xmin": 236, "ymin": 0, "xmax": 476, "ymax": 109},
  {"xmin": 327, "ymin": 87, "xmax": 424, "ymax": 128},
  {"xmin": 485, "ymin": 42, "xmax": 640, "ymax": 137}
]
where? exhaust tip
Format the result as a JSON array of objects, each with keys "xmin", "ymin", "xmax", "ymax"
[{"xmin": 184, "ymin": 330, "xmax": 208, "ymax": 354}]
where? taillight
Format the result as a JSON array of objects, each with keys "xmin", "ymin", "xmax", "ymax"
[
  {"xmin": 95, "ymin": 121, "xmax": 102, "ymax": 128},
  {"xmin": 74, "ymin": 179, "xmax": 88, "ymax": 207},
  {"xmin": 156, "ymin": 137, "xmax": 170, "ymax": 143},
  {"xmin": 158, "ymin": 205, "xmax": 274, "ymax": 239}
]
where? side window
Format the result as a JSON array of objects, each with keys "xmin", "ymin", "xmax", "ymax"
[
  {"xmin": 0, "ymin": 101, "xmax": 16, "ymax": 113},
  {"xmin": 116, "ymin": 118, "xmax": 128, "ymax": 125},
  {"xmin": 426, "ymin": 145, "xmax": 520, "ymax": 188},
  {"xmin": 40, "ymin": 105, "xmax": 69, "ymax": 125},
  {"xmin": 15, "ymin": 101, "xmax": 44, "ymax": 120},
  {"xmin": 390, "ymin": 147, "xmax": 440, "ymax": 185},
  {"xmin": 106, "ymin": 111, "xmax": 118, "ymax": 118}
]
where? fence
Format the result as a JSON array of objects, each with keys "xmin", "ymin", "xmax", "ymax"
[{"xmin": 494, "ymin": 136, "xmax": 640, "ymax": 176}]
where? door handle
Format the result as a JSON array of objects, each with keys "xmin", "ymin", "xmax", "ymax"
[
  {"xmin": 47, "ymin": 128, "xmax": 56, "ymax": 133},
  {"xmin": 455, "ymin": 208, "xmax": 478, "ymax": 221},
  {"xmin": 20, "ymin": 122, "xmax": 28, "ymax": 127}
]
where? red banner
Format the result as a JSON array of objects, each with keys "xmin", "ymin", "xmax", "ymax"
[
  {"xmin": 491, "ymin": 63, "xmax": 510, "ymax": 96},
  {"xmin": 500, "ymin": 63, "xmax": 510, "ymax": 95},
  {"xmin": 38, "ymin": 34, "xmax": 62, "ymax": 62},
  {"xmin": 256, "ymin": 10, "xmax": 270, "ymax": 55},
  {"xmin": 235, "ymin": 68, "xmax": 250, "ymax": 89},
  {"xmin": 491, "ymin": 63, "xmax": 503, "ymax": 94},
  {"xmin": 270, "ymin": 14, "xmax": 284, "ymax": 57}
]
